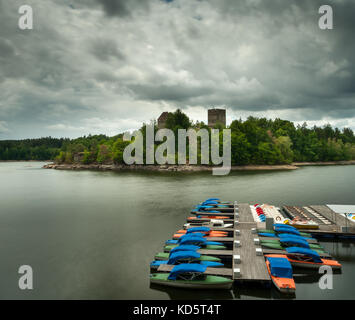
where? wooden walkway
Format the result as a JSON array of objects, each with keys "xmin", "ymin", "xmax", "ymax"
[
  {"xmin": 311, "ymin": 205, "xmax": 355, "ymax": 232},
  {"xmin": 232, "ymin": 203, "xmax": 271, "ymax": 283}
]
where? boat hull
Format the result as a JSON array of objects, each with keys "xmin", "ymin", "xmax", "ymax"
[
  {"xmin": 289, "ymin": 261, "xmax": 342, "ymax": 270},
  {"xmin": 150, "ymin": 274, "xmax": 233, "ymax": 290},
  {"xmin": 154, "ymin": 252, "xmax": 221, "ymax": 262},
  {"xmin": 164, "ymin": 244, "xmax": 226, "ymax": 252}
]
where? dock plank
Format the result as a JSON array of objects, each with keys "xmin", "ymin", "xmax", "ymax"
[
  {"xmin": 232, "ymin": 204, "xmax": 270, "ymax": 283},
  {"xmin": 237, "ymin": 203, "xmax": 255, "ymax": 222},
  {"xmin": 233, "ymin": 227, "xmax": 270, "ymax": 282},
  {"xmin": 311, "ymin": 205, "xmax": 355, "ymax": 232}
]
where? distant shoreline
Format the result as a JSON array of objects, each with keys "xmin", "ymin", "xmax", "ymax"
[
  {"xmin": 41, "ymin": 160, "xmax": 355, "ymax": 172},
  {"xmin": 2, "ymin": 160, "xmax": 355, "ymax": 171}
]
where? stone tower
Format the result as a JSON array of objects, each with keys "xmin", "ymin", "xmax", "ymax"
[
  {"xmin": 208, "ymin": 108, "xmax": 226, "ymax": 128},
  {"xmin": 157, "ymin": 112, "xmax": 169, "ymax": 129}
]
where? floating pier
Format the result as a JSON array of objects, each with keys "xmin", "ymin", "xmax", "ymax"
[
  {"xmin": 151, "ymin": 199, "xmax": 353, "ymax": 292},
  {"xmin": 233, "ymin": 203, "xmax": 270, "ymax": 283}
]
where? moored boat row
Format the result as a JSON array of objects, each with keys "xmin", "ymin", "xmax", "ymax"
[{"xmin": 149, "ymin": 198, "xmax": 343, "ymax": 293}]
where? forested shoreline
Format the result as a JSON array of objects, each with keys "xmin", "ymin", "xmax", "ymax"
[{"xmin": 1, "ymin": 110, "xmax": 355, "ymax": 165}]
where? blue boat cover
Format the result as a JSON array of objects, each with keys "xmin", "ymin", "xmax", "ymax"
[
  {"xmin": 279, "ymin": 233, "xmax": 313, "ymax": 240},
  {"xmin": 150, "ymin": 260, "xmax": 167, "ymax": 267},
  {"xmin": 203, "ymin": 210, "xmax": 222, "ymax": 213},
  {"xmin": 206, "ymin": 241, "xmax": 224, "ymax": 246},
  {"xmin": 180, "ymin": 237, "xmax": 207, "ymax": 245},
  {"xmin": 170, "ymin": 245, "xmax": 200, "ymax": 254},
  {"xmin": 286, "ymin": 247, "xmax": 322, "ymax": 263},
  {"xmin": 168, "ymin": 264, "xmax": 207, "ymax": 280},
  {"xmin": 258, "ymin": 233, "xmax": 275, "ymax": 237},
  {"xmin": 280, "ymin": 237, "xmax": 310, "ymax": 248},
  {"xmin": 266, "ymin": 257, "xmax": 293, "ymax": 279},
  {"xmin": 167, "ymin": 251, "xmax": 201, "ymax": 264},
  {"xmin": 186, "ymin": 227, "xmax": 210, "ymax": 234},
  {"xmin": 202, "ymin": 201, "xmax": 218, "ymax": 205},
  {"xmin": 198, "ymin": 205, "xmax": 214, "ymax": 209},
  {"xmin": 275, "ymin": 226, "xmax": 300, "ymax": 235},
  {"xmin": 205, "ymin": 198, "xmax": 220, "ymax": 201},
  {"xmin": 274, "ymin": 224, "xmax": 296, "ymax": 230},
  {"xmin": 200, "ymin": 261, "xmax": 224, "ymax": 267},
  {"xmin": 178, "ymin": 233, "xmax": 205, "ymax": 242},
  {"xmin": 151, "ymin": 260, "xmax": 223, "ymax": 268},
  {"xmin": 179, "ymin": 237, "xmax": 223, "ymax": 246},
  {"xmin": 166, "ymin": 239, "xmax": 178, "ymax": 244}
]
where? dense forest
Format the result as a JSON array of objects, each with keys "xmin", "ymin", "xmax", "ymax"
[{"xmin": 1, "ymin": 110, "xmax": 355, "ymax": 165}]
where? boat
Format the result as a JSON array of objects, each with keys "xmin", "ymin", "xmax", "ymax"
[
  {"xmin": 258, "ymin": 228, "xmax": 311, "ymax": 238},
  {"xmin": 265, "ymin": 255, "xmax": 296, "ymax": 294},
  {"xmin": 261, "ymin": 238, "xmax": 324, "ymax": 250},
  {"xmin": 259, "ymin": 233, "xmax": 316, "ymax": 241},
  {"xmin": 173, "ymin": 226, "xmax": 228, "ymax": 239},
  {"xmin": 154, "ymin": 247, "xmax": 222, "ymax": 262},
  {"xmin": 259, "ymin": 232, "xmax": 314, "ymax": 240},
  {"xmin": 155, "ymin": 244, "xmax": 201, "ymax": 259},
  {"xmin": 260, "ymin": 237, "xmax": 326, "ymax": 254},
  {"xmin": 150, "ymin": 251, "xmax": 224, "ymax": 270},
  {"xmin": 164, "ymin": 235, "xmax": 227, "ymax": 252},
  {"xmin": 150, "ymin": 263, "xmax": 233, "ymax": 289},
  {"xmin": 187, "ymin": 215, "xmax": 230, "ymax": 220},
  {"xmin": 285, "ymin": 247, "xmax": 342, "ymax": 270},
  {"xmin": 183, "ymin": 219, "xmax": 233, "ymax": 229},
  {"xmin": 173, "ymin": 231, "xmax": 227, "ymax": 239}
]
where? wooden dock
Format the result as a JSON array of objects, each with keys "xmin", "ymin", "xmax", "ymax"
[
  {"xmin": 232, "ymin": 203, "xmax": 271, "ymax": 283},
  {"xmin": 282, "ymin": 205, "xmax": 355, "ymax": 235},
  {"xmin": 152, "ymin": 201, "xmax": 355, "ymax": 290},
  {"xmin": 311, "ymin": 205, "xmax": 355, "ymax": 232}
]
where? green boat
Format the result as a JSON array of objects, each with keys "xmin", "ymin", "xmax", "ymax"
[
  {"xmin": 150, "ymin": 264, "xmax": 233, "ymax": 289},
  {"xmin": 260, "ymin": 241, "xmax": 326, "ymax": 254},
  {"xmin": 164, "ymin": 244, "xmax": 226, "ymax": 252},
  {"xmin": 258, "ymin": 229, "xmax": 311, "ymax": 238},
  {"xmin": 155, "ymin": 252, "xmax": 221, "ymax": 262},
  {"xmin": 259, "ymin": 238, "xmax": 323, "ymax": 250}
]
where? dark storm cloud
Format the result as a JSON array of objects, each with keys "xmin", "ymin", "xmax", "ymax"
[
  {"xmin": 95, "ymin": 0, "xmax": 150, "ymax": 17},
  {"xmin": 129, "ymin": 83, "xmax": 213, "ymax": 101},
  {"xmin": 0, "ymin": 0, "xmax": 355, "ymax": 139},
  {"xmin": 89, "ymin": 38, "xmax": 125, "ymax": 61}
]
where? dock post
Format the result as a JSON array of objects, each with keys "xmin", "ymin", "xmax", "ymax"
[{"xmin": 266, "ymin": 217, "xmax": 274, "ymax": 230}]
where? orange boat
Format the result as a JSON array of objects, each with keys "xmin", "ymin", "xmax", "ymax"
[
  {"xmin": 285, "ymin": 247, "xmax": 342, "ymax": 270},
  {"xmin": 187, "ymin": 216, "xmax": 230, "ymax": 220},
  {"xmin": 176, "ymin": 229, "xmax": 227, "ymax": 235},
  {"xmin": 265, "ymin": 254, "xmax": 296, "ymax": 294},
  {"xmin": 173, "ymin": 230, "xmax": 228, "ymax": 239}
]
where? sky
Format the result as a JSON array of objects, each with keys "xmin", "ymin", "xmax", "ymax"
[{"xmin": 0, "ymin": 0, "xmax": 355, "ymax": 139}]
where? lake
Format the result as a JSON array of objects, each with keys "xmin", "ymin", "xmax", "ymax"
[{"xmin": 0, "ymin": 162, "xmax": 354, "ymax": 299}]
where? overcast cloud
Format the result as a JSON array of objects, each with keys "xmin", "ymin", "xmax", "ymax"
[{"xmin": 0, "ymin": 0, "xmax": 355, "ymax": 139}]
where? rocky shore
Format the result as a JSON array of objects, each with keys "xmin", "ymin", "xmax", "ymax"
[
  {"xmin": 42, "ymin": 163, "xmax": 299, "ymax": 172},
  {"xmin": 292, "ymin": 160, "xmax": 355, "ymax": 166}
]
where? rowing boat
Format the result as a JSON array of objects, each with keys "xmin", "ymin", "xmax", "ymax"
[
  {"xmin": 150, "ymin": 251, "xmax": 224, "ymax": 270},
  {"xmin": 150, "ymin": 264, "xmax": 233, "ymax": 289},
  {"xmin": 265, "ymin": 255, "xmax": 296, "ymax": 294},
  {"xmin": 284, "ymin": 247, "xmax": 342, "ymax": 270}
]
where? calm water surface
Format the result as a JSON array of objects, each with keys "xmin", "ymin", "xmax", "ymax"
[{"xmin": 0, "ymin": 162, "xmax": 354, "ymax": 299}]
